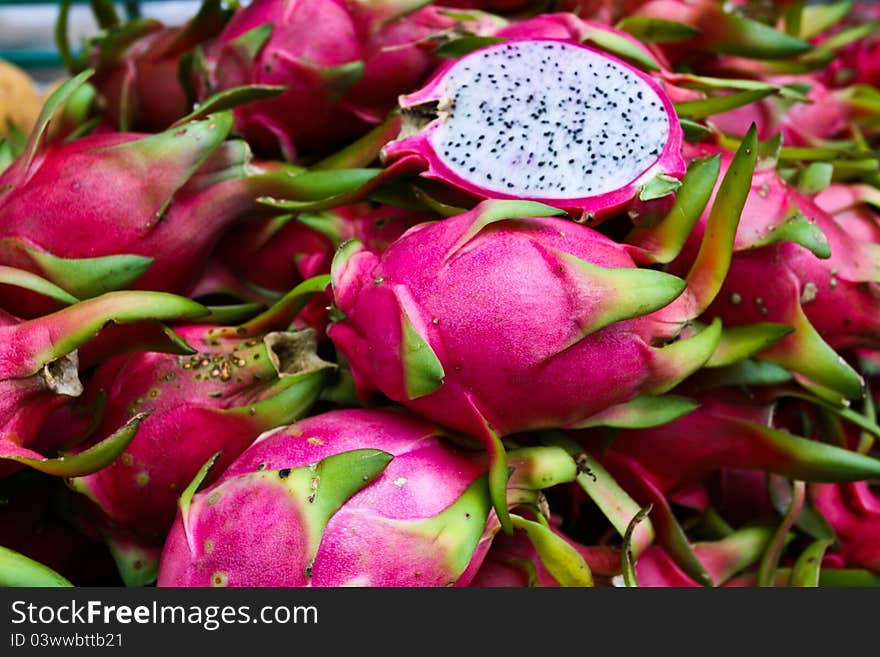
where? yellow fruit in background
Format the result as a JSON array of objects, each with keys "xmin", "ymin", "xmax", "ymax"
[{"xmin": 0, "ymin": 58, "xmax": 45, "ymax": 138}]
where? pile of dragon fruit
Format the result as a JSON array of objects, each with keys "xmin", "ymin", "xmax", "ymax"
[{"xmin": 1, "ymin": 0, "xmax": 879, "ymax": 588}]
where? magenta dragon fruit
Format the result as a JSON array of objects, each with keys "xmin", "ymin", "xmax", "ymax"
[
  {"xmin": 0, "ymin": 286, "xmax": 207, "ymax": 479},
  {"xmin": 0, "ymin": 72, "xmax": 376, "ymax": 317},
  {"xmin": 199, "ymin": 0, "xmax": 496, "ymax": 160},
  {"xmin": 632, "ymin": 527, "xmax": 776, "ymax": 587},
  {"xmin": 576, "ymin": 386, "xmax": 880, "ymax": 495},
  {"xmin": 328, "ymin": 125, "xmax": 770, "ymax": 523},
  {"xmin": 818, "ymin": 2, "xmax": 880, "ymax": 89},
  {"xmin": 811, "ymin": 479, "xmax": 880, "ymax": 572},
  {"xmin": 469, "ymin": 512, "xmax": 622, "ymax": 586},
  {"xmin": 623, "ymin": 0, "xmax": 811, "ymax": 71},
  {"xmin": 380, "ymin": 37, "xmax": 685, "ymax": 220},
  {"xmin": 668, "ymin": 143, "xmax": 879, "ymax": 400},
  {"xmin": 328, "ymin": 124, "xmax": 764, "ymax": 526},
  {"xmin": 67, "ymin": 318, "xmax": 333, "ymax": 544},
  {"xmin": 157, "ymin": 407, "xmax": 589, "ymax": 587},
  {"xmin": 57, "ymin": 0, "xmax": 233, "ymax": 132}
]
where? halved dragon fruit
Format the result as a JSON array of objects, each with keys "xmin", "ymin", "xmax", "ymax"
[{"xmin": 380, "ymin": 38, "xmax": 685, "ymax": 220}]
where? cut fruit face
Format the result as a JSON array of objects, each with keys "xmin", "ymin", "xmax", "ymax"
[{"xmin": 383, "ymin": 39, "xmax": 684, "ymax": 218}]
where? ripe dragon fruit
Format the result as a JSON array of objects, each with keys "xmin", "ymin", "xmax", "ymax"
[
  {"xmin": 329, "ymin": 126, "xmax": 761, "ymax": 528},
  {"xmin": 380, "ymin": 37, "xmax": 685, "ymax": 220},
  {"xmin": 57, "ymin": 0, "xmax": 234, "ymax": 131},
  {"xmin": 575, "ymin": 386, "xmax": 880, "ymax": 495},
  {"xmin": 632, "ymin": 527, "xmax": 776, "ymax": 587},
  {"xmin": 622, "ymin": 0, "xmax": 811, "ymax": 71},
  {"xmin": 668, "ymin": 143, "xmax": 880, "ymax": 400},
  {"xmin": 817, "ymin": 2, "xmax": 880, "ymax": 89},
  {"xmin": 0, "ymin": 287, "xmax": 208, "ymax": 478},
  {"xmin": 469, "ymin": 512, "xmax": 622, "ymax": 586},
  {"xmin": 198, "ymin": 0, "xmax": 497, "ymax": 160},
  {"xmin": 0, "ymin": 72, "xmax": 377, "ymax": 318},
  {"xmin": 157, "ymin": 407, "xmax": 589, "ymax": 587},
  {"xmin": 67, "ymin": 320, "xmax": 334, "ymax": 544}
]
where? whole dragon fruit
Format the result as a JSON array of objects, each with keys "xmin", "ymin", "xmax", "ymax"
[
  {"xmin": 381, "ymin": 37, "xmax": 685, "ymax": 220},
  {"xmin": 0, "ymin": 287, "xmax": 208, "ymax": 478},
  {"xmin": 670, "ymin": 143, "xmax": 879, "ymax": 400},
  {"xmin": 0, "ymin": 72, "xmax": 368, "ymax": 317},
  {"xmin": 157, "ymin": 407, "xmax": 588, "ymax": 587},
  {"xmin": 59, "ymin": 0, "xmax": 234, "ymax": 131},
  {"xmin": 67, "ymin": 320, "xmax": 334, "ymax": 543},
  {"xmin": 329, "ymin": 121, "xmax": 760, "ymax": 527}
]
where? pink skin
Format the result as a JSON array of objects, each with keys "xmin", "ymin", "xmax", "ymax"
[
  {"xmin": 0, "ymin": 291, "xmax": 210, "ymax": 477},
  {"xmin": 68, "ymin": 323, "xmax": 327, "ymax": 540},
  {"xmin": 779, "ymin": 83, "xmax": 853, "ymax": 147},
  {"xmin": 0, "ymin": 123, "xmax": 289, "ymax": 317},
  {"xmin": 811, "ymin": 481, "xmax": 880, "ymax": 571},
  {"xmin": 340, "ymin": 6, "xmax": 500, "ymax": 126},
  {"xmin": 814, "ymin": 184, "xmax": 880, "ymax": 245},
  {"xmin": 675, "ymin": 148, "xmax": 880, "ymax": 351},
  {"xmin": 818, "ymin": 2, "xmax": 880, "ymax": 89},
  {"xmin": 157, "ymin": 408, "xmax": 495, "ymax": 587},
  {"xmin": 634, "ymin": 541, "xmax": 759, "ymax": 587},
  {"xmin": 0, "ymin": 308, "xmax": 90, "ymax": 476},
  {"xmin": 329, "ymin": 203, "xmax": 694, "ymax": 443},
  {"xmin": 206, "ymin": 0, "xmax": 363, "ymax": 159},
  {"xmin": 91, "ymin": 26, "xmax": 196, "ymax": 132},
  {"xmin": 382, "ymin": 38, "xmax": 684, "ymax": 219},
  {"xmin": 708, "ymin": 99, "xmax": 781, "ymax": 140},
  {"xmin": 207, "ymin": 1, "xmax": 492, "ymax": 160},
  {"xmin": 216, "ymin": 203, "xmax": 429, "ymax": 295},
  {"xmin": 211, "ymin": 203, "xmax": 430, "ymax": 338},
  {"xmin": 578, "ymin": 390, "xmax": 775, "ymax": 493}
]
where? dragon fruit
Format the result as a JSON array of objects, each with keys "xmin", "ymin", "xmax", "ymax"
[
  {"xmin": 666, "ymin": 141, "xmax": 879, "ymax": 400},
  {"xmin": 328, "ymin": 124, "xmax": 761, "ymax": 528},
  {"xmin": 380, "ymin": 37, "xmax": 685, "ymax": 220},
  {"xmin": 622, "ymin": 0, "xmax": 811, "ymax": 70},
  {"xmin": 818, "ymin": 2, "xmax": 880, "ymax": 89},
  {"xmin": 0, "ymin": 288, "xmax": 208, "ymax": 478},
  {"xmin": 214, "ymin": 203, "xmax": 431, "ymax": 298},
  {"xmin": 632, "ymin": 527, "xmax": 776, "ymax": 587},
  {"xmin": 157, "ymin": 407, "xmax": 587, "ymax": 587},
  {"xmin": 0, "ymin": 72, "xmax": 368, "ymax": 317},
  {"xmin": 59, "ymin": 0, "xmax": 234, "ymax": 131},
  {"xmin": 469, "ymin": 512, "xmax": 622, "ymax": 586},
  {"xmin": 811, "ymin": 479, "xmax": 880, "ymax": 572},
  {"xmin": 67, "ymin": 319, "xmax": 333, "ymax": 543},
  {"xmin": 199, "ymin": 0, "xmax": 496, "ymax": 160},
  {"xmin": 576, "ymin": 386, "xmax": 880, "ymax": 494}
]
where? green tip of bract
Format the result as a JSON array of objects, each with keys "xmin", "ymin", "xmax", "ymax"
[
  {"xmin": 4, "ymin": 411, "xmax": 147, "ymax": 477},
  {"xmin": 0, "ymin": 546, "xmax": 73, "ymax": 587}
]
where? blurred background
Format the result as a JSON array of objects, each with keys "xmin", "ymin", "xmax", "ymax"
[{"xmin": 0, "ymin": 1, "xmax": 206, "ymax": 84}]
